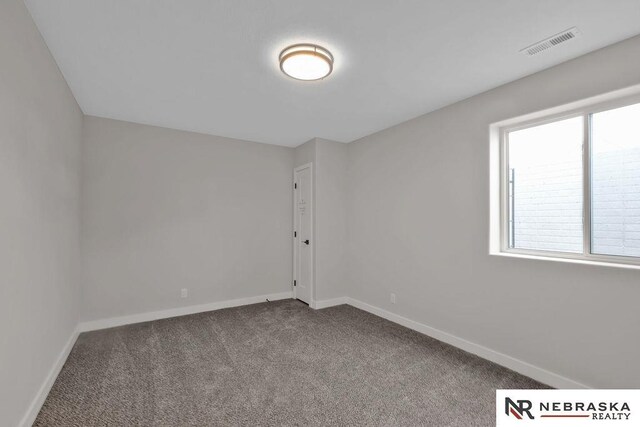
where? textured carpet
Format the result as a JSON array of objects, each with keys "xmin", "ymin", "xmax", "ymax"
[{"xmin": 35, "ymin": 299, "xmax": 547, "ymax": 426}]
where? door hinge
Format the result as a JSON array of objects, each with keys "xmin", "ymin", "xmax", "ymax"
[
  {"xmin": 294, "ymin": 280, "xmax": 297, "ymax": 287},
  {"xmin": 294, "ymin": 183, "xmax": 297, "ymax": 189},
  {"xmin": 294, "ymin": 231, "xmax": 297, "ymax": 237}
]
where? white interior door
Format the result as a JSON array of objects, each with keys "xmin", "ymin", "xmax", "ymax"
[{"xmin": 294, "ymin": 164, "xmax": 313, "ymax": 305}]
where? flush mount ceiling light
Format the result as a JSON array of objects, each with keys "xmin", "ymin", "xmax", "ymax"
[{"xmin": 279, "ymin": 44, "xmax": 333, "ymax": 81}]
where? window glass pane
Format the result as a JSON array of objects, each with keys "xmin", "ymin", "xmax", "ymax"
[
  {"xmin": 507, "ymin": 117, "xmax": 583, "ymax": 253},
  {"xmin": 591, "ymin": 102, "xmax": 640, "ymax": 258}
]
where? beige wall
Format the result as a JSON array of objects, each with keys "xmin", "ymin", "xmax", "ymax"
[
  {"xmin": 81, "ymin": 117, "xmax": 294, "ymax": 321},
  {"xmin": 347, "ymin": 35, "xmax": 640, "ymax": 388},
  {"xmin": 0, "ymin": 0, "xmax": 83, "ymax": 425}
]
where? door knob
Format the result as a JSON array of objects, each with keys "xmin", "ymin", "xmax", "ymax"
[{"xmin": 304, "ymin": 240, "xmax": 310, "ymax": 245}]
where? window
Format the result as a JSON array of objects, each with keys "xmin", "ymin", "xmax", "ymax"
[
  {"xmin": 506, "ymin": 117, "xmax": 583, "ymax": 253},
  {"xmin": 499, "ymin": 96, "xmax": 640, "ymax": 266},
  {"xmin": 591, "ymin": 103, "xmax": 640, "ymax": 258}
]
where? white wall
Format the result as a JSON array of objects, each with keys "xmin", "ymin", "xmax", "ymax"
[
  {"xmin": 347, "ymin": 35, "xmax": 640, "ymax": 389},
  {"xmin": 0, "ymin": 0, "xmax": 83, "ymax": 425},
  {"xmin": 315, "ymin": 139, "xmax": 348, "ymax": 301},
  {"xmin": 591, "ymin": 147, "xmax": 640, "ymax": 257},
  {"xmin": 294, "ymin": 138, "xmax": 316, "ymax": 168},
  {"xmin": 512, "ymin": 158, "xmax": 583, "ymax": 252},
  {"xmin": 81, "ymin": 117, "xmax": 294, "ymax": 321},
  {"xmin": 294, "ymin": 138, "xmax": 348, "ymax": 303}
]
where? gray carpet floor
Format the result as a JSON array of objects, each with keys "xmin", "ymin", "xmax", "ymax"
[{"xmin": 35, "ymin": 299, "xmax": 547, "ymax": 426}]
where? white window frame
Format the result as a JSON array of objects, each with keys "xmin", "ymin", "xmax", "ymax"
[{"xmin": 492, "ymin": 88, "xmax": 640, "ymax": 268}]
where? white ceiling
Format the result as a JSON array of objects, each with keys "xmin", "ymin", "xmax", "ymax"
[{"xmin": 25, "ymin": 0, "xmax": 640, "ymax": 147}]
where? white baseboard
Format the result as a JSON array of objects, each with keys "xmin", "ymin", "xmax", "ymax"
[
  {"xmin": 20, "ymin": 292, "xmax": 292, "ymax": 425},
  {"xmin": 314, "ymin": 296, "xmax": 349, "ymax": 309},
  {"xmin": 20, "ymin": 327, "xmax": 80, "ymax": 427},
  {"xmin": 21, "ymin": 291, "xmax": 586, "ymax": 427},
  {"xmin": 79, "ymin": 291, "xmax": 293, "ymax": 332},
  {"xmin": 80, "ymin": 293, "xmax": 588, "ymax": 388},
  {"xmin": 345, "ymin": 297, "xmax": 589, "ymax": 390}
]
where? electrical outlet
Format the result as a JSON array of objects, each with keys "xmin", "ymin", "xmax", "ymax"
[
  {"xmin": 181, "ymin": 288, "xmax": 188, "ymax": 298},
  {"xmin": 390, "ymin": 293, "xmax": 396, "ymax": 304}
]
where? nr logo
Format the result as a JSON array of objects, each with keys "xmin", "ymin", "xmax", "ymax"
[{"xmin": 505, "ymin": 397, "xmax": 534, "ymax": 420}]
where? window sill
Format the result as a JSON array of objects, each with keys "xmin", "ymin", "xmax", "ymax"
[{"xmin": 491, "ymin": 251, "xmax": 640, "ymax": 271}]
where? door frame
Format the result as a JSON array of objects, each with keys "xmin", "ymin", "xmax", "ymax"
[{"xmin": 292, "ymin": 162, "xmax": 314, "ymax": 307}]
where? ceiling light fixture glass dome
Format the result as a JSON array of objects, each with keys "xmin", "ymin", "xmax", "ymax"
[{"xmin": 279, "ymin": 44, "xmax": 333, "ymax": 81}]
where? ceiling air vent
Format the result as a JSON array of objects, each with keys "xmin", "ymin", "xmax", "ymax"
[{"xmin": 520, "ymin": 27, "xmax": 580, "ymax": 56}]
